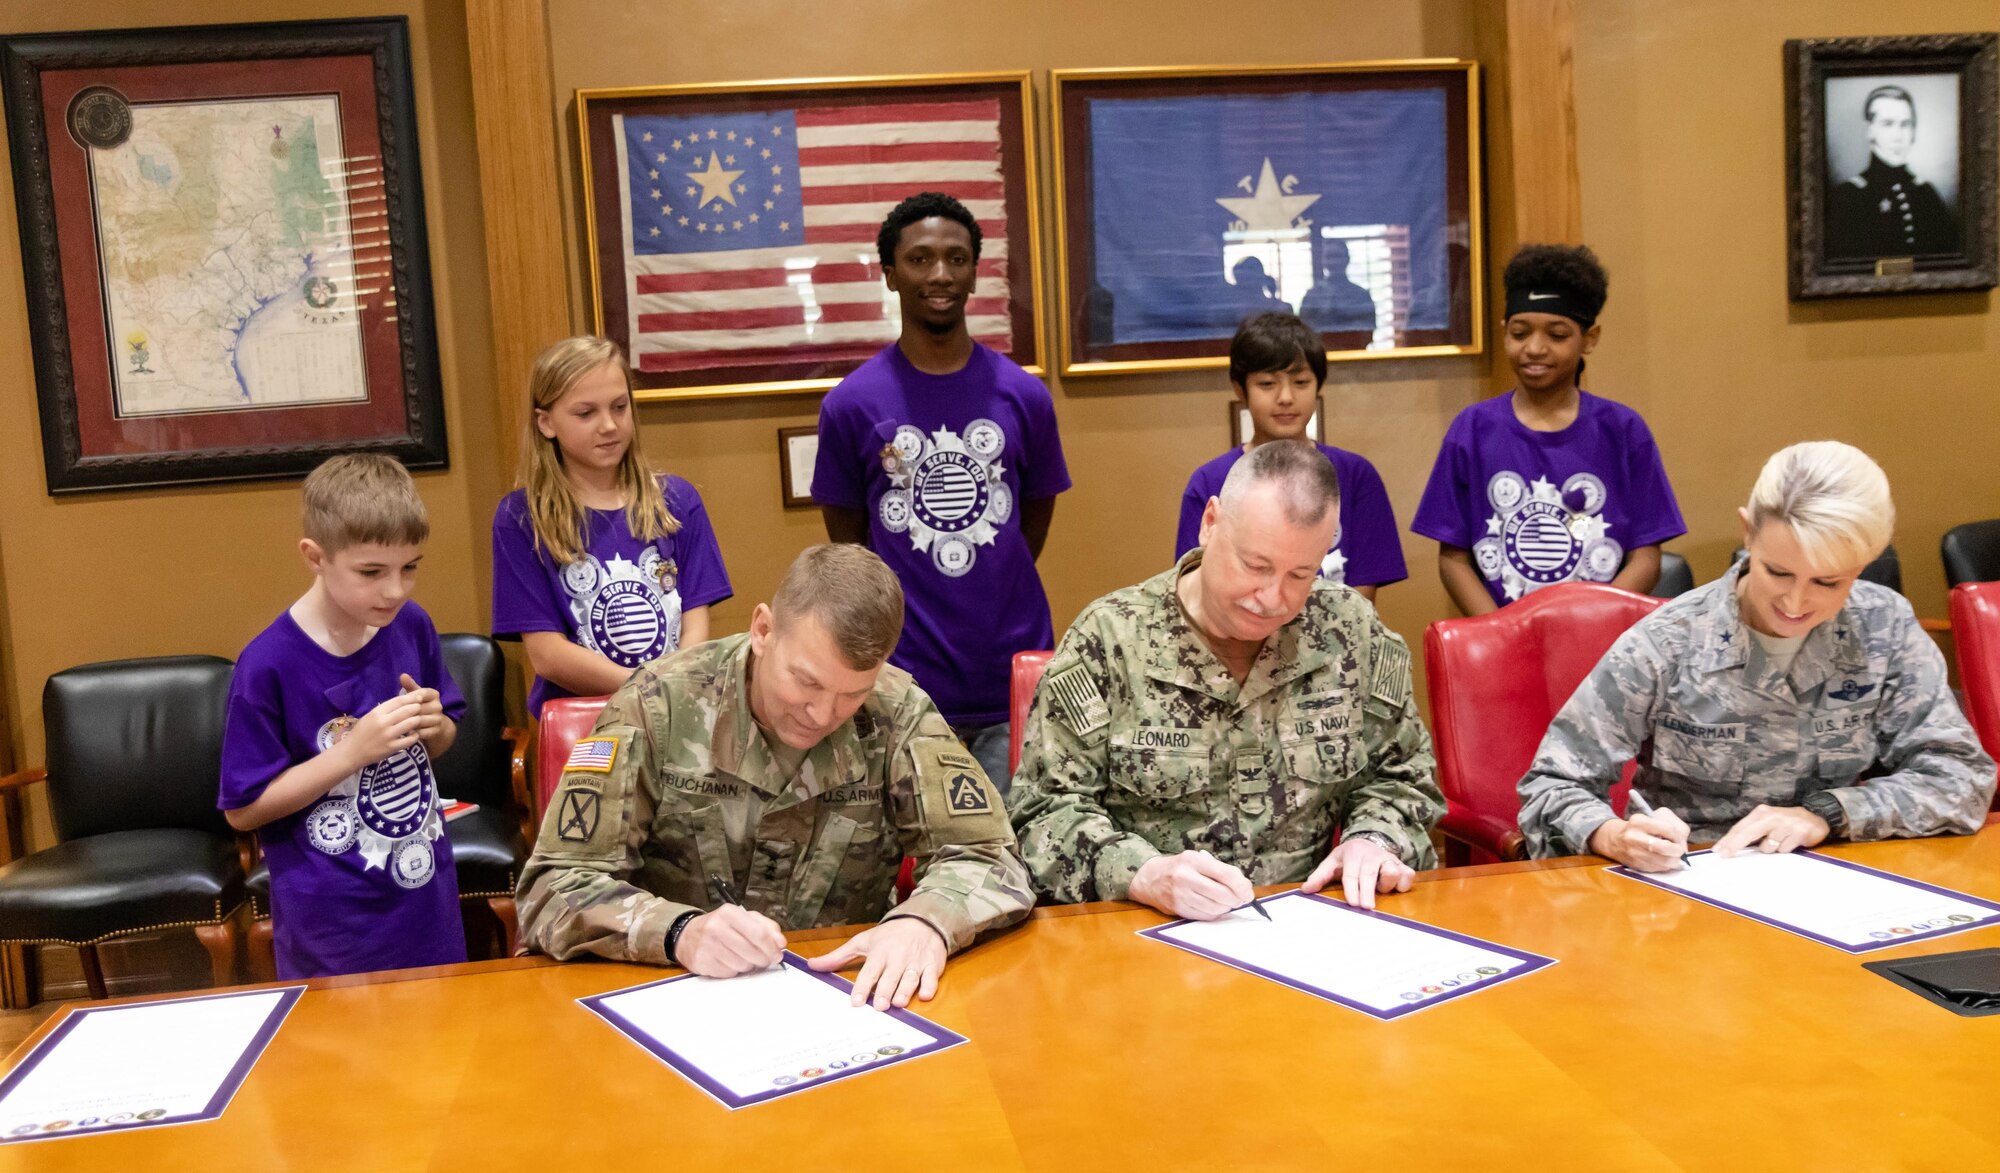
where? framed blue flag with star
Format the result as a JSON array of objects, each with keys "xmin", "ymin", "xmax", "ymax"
[
  {"xmin": 1050, "ymin": 62, "xmax": 1485, "ymax": 377},
  {"xmin": 576, "ymin": 73, "xmax": 1045, "ymax": 400}
]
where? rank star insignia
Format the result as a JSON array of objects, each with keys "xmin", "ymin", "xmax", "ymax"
[{"xmin": 557, "ymin": 790, "xmax": 601, "ymax": 842}]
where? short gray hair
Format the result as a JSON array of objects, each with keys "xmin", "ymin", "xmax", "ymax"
[{"xmin": 1217, "ymin": 439, "xmax": 1340, "ymax": 529}]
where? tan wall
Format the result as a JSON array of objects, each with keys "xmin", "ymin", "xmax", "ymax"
[
  {"xmin": 1574, "ymin": 0, "xmax": 1999, "ymax": 613},
  {"xmin": 545, "ymin": 0, "xmax": 1494, "ymax": 693},
  {"xmin": 0, "ymin": 0, "xmax": 501, "ymax": 846}
]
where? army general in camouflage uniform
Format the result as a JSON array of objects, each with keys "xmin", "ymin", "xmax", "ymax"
[
  {"xmin": 1011, "ymin": 441, "xmax": 1443, "ymax": 919},
  {"xmin": 1519, "ymin": 443, "xmax": 1994, "ymax": 870},
  {"xmin": 518, "ymin": 544, "xmax": 1032, "ymax": 1009}
]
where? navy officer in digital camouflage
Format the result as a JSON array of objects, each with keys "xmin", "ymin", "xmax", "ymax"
[
  {"xmin": 518, "ymin": 543, "xmax": 1033, "ymax": 1008},
  {"xmin": 1010, "ymin": 439, "xmax": 1445, "ymax": 919},
  {"xmin": 1518, "ymin": 441, "xmax": 1995, "ymax": 869}
]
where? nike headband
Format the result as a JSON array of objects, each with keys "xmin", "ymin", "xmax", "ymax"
[{"xmin": 1504, "ymin": 287, "xmax": 1597, "ymax": 329}]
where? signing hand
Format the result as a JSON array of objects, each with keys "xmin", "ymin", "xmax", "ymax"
[
  {"xmin": 1712, "ymin": 804, "xmax": 1830, "ymax": 860},
  {"xmin": 398, "ymin": 673, "xmax": 447, "ymax": 740},
  {"xmin": 1587, "ymin": 808, "xmax": 1692, "ymax": 872},
  {"xmin": 1128, "ymin": 850, "xmax": 1256, "ymax": 921},
  {"xmin": 807, "ymin": 917, "xmax": 948, "ymax": 1010},
  {"xmin": 1301, "ymin": 837, "xmax": 1414, "ymax": 910},
  {"xmin": 674, "ymin": 904, "xmax": 787, "ymax": 978}
]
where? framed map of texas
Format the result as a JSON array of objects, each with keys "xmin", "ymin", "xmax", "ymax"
[{"xmin": 1, "ymin": 18, "xmax": 446, "ymax": 493}]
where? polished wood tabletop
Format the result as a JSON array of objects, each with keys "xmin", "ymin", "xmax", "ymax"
[{"xmin": 9, "ymin": 830, "xmax": 2000, "ymax": 1171}]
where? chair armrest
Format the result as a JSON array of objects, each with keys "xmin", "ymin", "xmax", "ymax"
[
  {"xmin": 1920, "ymin": 617, "xmax": 1952, "ymax": 634},
  {"xmin": 0, "ymin": 768, "xmax": 44, "ymax": 865},
  {"xmin": 505, "ymin": 725, "xmax": 535, "ymax": 847},
  {"xmin": 1437, "ymin": 805, "xmax": 1528, "ymax": 863},
  {"xmin": 235, "ymin": 830, "xmax": 263, "ymax": 878},
  {"xmin": 0, "ymin": 767, "xmax": 46, "ymax": 793}
]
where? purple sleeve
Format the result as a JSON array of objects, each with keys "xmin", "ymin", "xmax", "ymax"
[
  {"xmin": 218, "ymin": 654, "xmax": 291, "ymax": 811},
  {"xmin": 1015, "ymin": 378, "xmax": 1071, "ymax": 501},
  {"xmin": 1174, "ymin": 473, "xmax": 1206, "ymax": 559},
  {"xmin": 1409, "ymin": 420, "xmax": 1477, "ymax": 547},
  {"xmin": 1337, "ymin": 457, "xmax": 1408, "ymax": 587},
  {"xmin": 1618, "ymin": 418, "xmax": 1687, "ymax": 548},
  {"xmin": 664, "ymin": 479, "xmax": 733, "ymax": 610},
  {"xmin": 811, "ymin": 392, "xmax": 868, "ymax": 510},
  {"xmin": 414, "ymin": 612, "xmax": 467, "ymax": 723},
  {"xmin": 490, "ymin": 496, "xmax": 566, "ymax": 638}
]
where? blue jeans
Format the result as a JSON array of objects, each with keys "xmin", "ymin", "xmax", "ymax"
[{"xmin": 952, "ymin": 721, "xmax": 1014, "ymax": 799}]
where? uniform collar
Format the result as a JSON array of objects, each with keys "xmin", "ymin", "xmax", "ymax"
[
  {"xmin": 1142, "ymin": 548, "xmax": 1336, "ymax": 708},
  {"xmin": 1864, "ymin": 154, "xmax": 1915, "ymax": 185},
  {"xmin": 1699, "ymin": 557, "xmax": 1872, "ymax": 689}
]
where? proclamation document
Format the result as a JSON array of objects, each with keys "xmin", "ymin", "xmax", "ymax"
[
  {"xmin": 580, "ymin": 953, "xmax": 966, "ymax": 1109},
  {"xmin": 1140, "ymin": 890, "xmax": 1555, "ymax": 1021},
  {"xmin": 0, "ymin": 987, "xmax": 302, "ymax": 1144},
  {"xmin": 1611, "ymin": 849, "xmax": 2000, "ymax": 953}
]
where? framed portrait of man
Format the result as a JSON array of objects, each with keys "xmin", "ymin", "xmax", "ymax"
[{"xmin": 1785, "ymin": 34, "xmax": 1997, "ymax": 299}]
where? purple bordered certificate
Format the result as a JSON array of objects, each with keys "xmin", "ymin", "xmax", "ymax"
[
  {"xmin": 579, "ymin": 952, "xmax": 966, "ymax": 1109},
  {"xmin": 1610, "ymin": 848, "xmax": 2000, "ymax": 953},
  {"xmin": 1139, "ymin": 890, "xmax": 1556, "ymax": 1021},
  {"xmin": 0, "ymin": 986, "xmax": 303, "ymax": 1144}
]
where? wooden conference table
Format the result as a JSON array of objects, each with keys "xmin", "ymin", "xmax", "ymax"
[{"xmin": 10, "ymin": 829, "xmax": 2000, "ymax": 1172}]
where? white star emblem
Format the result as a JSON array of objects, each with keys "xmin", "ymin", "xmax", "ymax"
[
  {"xmin": 686, "ymin": 152, "xmax": 744, "ymax": 209},
  {"xmin": 1529, "ymin": 476, "xmax": 1559, "ymax": 502},
  {"xmin": 1486, "ymin": 515, "xmax": 1503, "ymax": 536},
  {"xmin": 1215, "ymin": 158, "xmax": 1321, "ymax": 232},
  {"xmin": 641, "ymin": 131, "xmax": 653, "ymax": 142}
]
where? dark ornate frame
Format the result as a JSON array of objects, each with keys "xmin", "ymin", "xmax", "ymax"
[
  {"xmin": 1, "ymin": 18, "xmax": 447, "ymax": 493},
  {"xmin": 1785, "ymin": 33, "xmax": 1999, "ymax": 300}
]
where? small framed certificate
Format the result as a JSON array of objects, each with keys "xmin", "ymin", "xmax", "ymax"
[{"xmin": 777, "ymin": 425, "xmax": 818, "ymax": 509}]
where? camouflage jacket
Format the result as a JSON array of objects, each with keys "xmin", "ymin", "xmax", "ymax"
[
  {"xmin": 1010, "ymin": 551, "xmax": 1443, "ymax": 904},
  {"xmin": 1518, "ymin": 563, "xmax": 1996, "ymax": 856},
  {"xmin": 516, "ymin": 634, "xmax": 1033, "ymax": 963}
]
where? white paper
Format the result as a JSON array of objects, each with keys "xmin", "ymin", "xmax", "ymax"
[
  {"xmin": 1623, "ymin": 850, "xmax": 2000, "ymax": 948},
  {"xmin": 0, "ymin": 988, "xmax": 296, "ymax": 1141},
  {"xmin": 589, "ymin": 959, "xmax": 953, "ymax": 1104},
  {"xmin": 1149, "ymin": 891, "xmax": 1548, "ymax": 1016}
]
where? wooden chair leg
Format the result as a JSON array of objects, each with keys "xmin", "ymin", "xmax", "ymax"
[
  {"xmin": 1, "ymin": 944, "xmax": 38, "ymax": 1010},
  {"xmin": 194, "ymin": 920, "xmax": 237, "ymax": 989},
  {"xmin": 78, "ymin": 944, "xmax": 109, "ymax": 1000},
  {"xmin": 248, "ymin": 918, "xmax": 276, "ymax": 984},
  {"xmin": 488, "ymin": 897, "xmax": 519, "ymax": 957}
]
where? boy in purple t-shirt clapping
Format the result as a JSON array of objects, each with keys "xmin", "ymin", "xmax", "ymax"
[
  {"xmin": 220, "ymin": 455, "xmax": 469, "ymax": 979},
  {"xmin": 1412, "ymin": 244, "xmax": 1684, "ymax": 614},
  {"xmin": 1176, "ymin": 311, "xmax": 1405, "ymax": 601}
]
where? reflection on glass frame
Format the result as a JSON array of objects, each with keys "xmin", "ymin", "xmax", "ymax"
[
  {"xmin": 576, "ymin": 72, "xmax": 1046, "ymax": 402},
  {"xmin": 1230, "ymin": 397, "xmax": 1322, "ymax": 447},
  {"xmin": 1051, "ymin": 61, "xmax": 1484, "ymax": 378},
  {"xmin": 777, "ymin": 425, "xmax": 818, "ymax": 509},
  {"xmin": 1784, "ymin": 34, "xmax": 1997, "ymax": 299}
]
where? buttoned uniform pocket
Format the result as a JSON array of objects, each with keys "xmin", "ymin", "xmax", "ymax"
[
  {"xmin": 812, "ymin": 810, "xmax": 898, "ymax": 927},
  {"xmin": 1107, "ymin": 743, "xmax": 1211, "ymax": 803},
  {"xmin": 1813, "ymin": 705, "xmax": 1880, "ymax": 785},
  {"xmin": 1267, "ymin": 736, "xmax": 1346, "ymax": 859},
  {"xmin": 637, "ymin": 797, "xmax": 725, "ymax": 901},
  {"xmin": 1649, "ymin": 726, "xmax": 1747, "ymax": 793}
]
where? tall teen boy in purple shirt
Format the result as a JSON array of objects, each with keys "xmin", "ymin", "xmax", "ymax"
[
  {"xmin": 220, "ymin": 455, "xmax": 468, "ymax": 979},
  {"xmin": 814, "ymin": 192, "xmax": 1070, "ymax": 794}
]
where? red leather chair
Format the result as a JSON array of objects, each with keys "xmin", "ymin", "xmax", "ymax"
[
  {"xmin": 1948, "ymin": 583, "xmax": 2000, "ymax": 809},
  {"xmin": 1424, "ymin": 583, "xmax": 1663, "ymax": 865},
  {"xmin": 534, "ymin": 697, "xmax": 611, "ymax": 820},
  {"xmin": 1008, "ymin": 651, "xmax": 1054, "ymax": 776}
]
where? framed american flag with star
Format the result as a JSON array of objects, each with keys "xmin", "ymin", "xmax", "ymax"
[
  {"xmin": 1050, "ymin": 62, "xmax": 1484, "ymax": 377},
  {"xmin": 576, "ymin": 72, "xmax": 1045, "ymax": 401}
]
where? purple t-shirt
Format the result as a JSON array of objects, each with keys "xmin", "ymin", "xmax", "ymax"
[
  {"xmin": 219, "ymin": 602, "xmax": 469, "ymax": 980},
  {"xmin": 491, "ymin": 477, "xmax": 732, "ymax": 716},
  {"xmin": 814, "ymin": 343, "xmax": 1071, "ymax": 724},
  {"xmin": 1175, "ymin": 443, "xmax": 1408, "ymax": 588},
  {"xmin": 1411, "ymin": 390, "xmax": 1685, "ymax": 607}
]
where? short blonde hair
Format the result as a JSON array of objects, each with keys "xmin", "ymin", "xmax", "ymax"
[
  {"xmin": 1745, "ymin": 441, "xmax": 1894, "ymax": 570},
  {"xmin": 303, "ymin": 454, "xmax": 429, "ymax": 552},
  {"xmin": 772, "ymin": 544, "xmax": 904, "ymax": 669}
]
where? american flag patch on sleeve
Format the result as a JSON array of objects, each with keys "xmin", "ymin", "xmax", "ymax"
[{"xmin": 565, "ymin": 736, "xmax": 619, "ymax": 773}]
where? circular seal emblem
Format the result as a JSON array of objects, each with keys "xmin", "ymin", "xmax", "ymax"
[
  {"xmin": 1581, "ymin": 537, "xmax": 1625, "ymax": 581},
  {"xmin": 773, "ymin": 1075, "xmax": 798, "ymax": 1086},
  {"xmin": 1562, "ymin": 472, "xmax": 1607, "ymax": 515},
  {"xmin": 562, "ymin": 557, "xmax": 602, "ymax": 598},
  {"xmin": 891, "ymin": 425, "xmax": 925, "ymax": 463},
  {"xmin": 305, "ymin": 798, "xmax": 360, "ymax": 855},
  {"xmin": 878, "ymin": 491, "xmax": 912, "ymax": 534},
  {"xmin": 1488, "ymin": 471, "xmax": 1528, "ymax": 513},
  {"xmin": 876, "ymin": 1045, "xmax": 905, "ymax": 1057},
  {"xmin": 9, "ymin": 1125, "xmax": 37, "ymax": 1137},
  {"xmin": 1472, "ymin": 537, "xmax": 1506, "ymax": 578},
  {"xmin": 588, "ymin": 580, "xmax": 669, "ymax": 665},
  {"xmin": 1475, "ymin": 966, "xmax": 1501, "ymax": 976},
  {"xmin": 390, "ymin": 838, "xmax": 436, "ymax": 889},
  {"xmin": 987, "ymin": 482, "xmax": 1014, "ymax": 526},
  {"xmin": 302, "ymin": 275, "xmax": 338, "ymax": 310},
  {"xmin": 963, "ymin": 417, "xmax": 1005, "ymax": 461},
  {"xmin": 656, "ymin": 558, "xmax": 678, "ymax": 593},
  {"xmin": 1504, "ymin": 500, "xmax": 1583, "ymax": 584},
  {"xmin": 316, "ymin": 715, "xmax": 357, "ymax": 753},
  {"xmin": 910, "ymin": 451, "xmax": 990, "ymax": 534},
  {"xmin": 1950, "ymin": 913, "xmax": 1975, "ymax": 923},
  {"xmin": 358, "ymin": 749, "xmax": 434, "ymax": 840},
  {"xmin": 932, "ymin": 535, "xmax": 976, "ymax": 578},
  {"xmin": 67, "ymin": 86, "xmax": 132, "ymax": 149}
]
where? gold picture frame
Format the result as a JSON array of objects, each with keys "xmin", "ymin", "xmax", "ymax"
[
  {"xmin": 575, "ymin": 72, "xmax": 1047, "ymax": 402},
  {"xmin": 1050, "ymin": 60, "xmax": 1485, "ymax": 378}
]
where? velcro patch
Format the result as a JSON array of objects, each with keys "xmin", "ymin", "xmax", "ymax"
[
  {"xmin": 1045, "ymin": 662, "xmax": 1110, "ymax": 738},
  {"xmin": 555, "ymin": 789, "xmax": 601, "ymax": 842},
  {"xmin": 945, "ymin": 772, "xmax": 993, "ymax": 817},
  {"xmin": 565, "ymin": 736, "xmax": 618, "ymax": 773},
  {"xmin": 1368, "ymin": 640, "xmax": 1412, "ymax": 709}
]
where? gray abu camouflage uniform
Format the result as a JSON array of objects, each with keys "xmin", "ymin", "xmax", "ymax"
[
  {"xmin": 1010, "ymin": 550, "xmax": 1444, "ymax": 904},
  {"xmin": 1518, "ymin": 562, "xmax": 1996, "ymax": 857},
  {"xmin": 517, "ymin": 633, "xmax": 1033, "ymax": 962}
]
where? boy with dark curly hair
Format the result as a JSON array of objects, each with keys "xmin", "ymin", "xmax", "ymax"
[{"xmin": 1411, "ymin": 244, "xmax": 1684, "ymax": 614}]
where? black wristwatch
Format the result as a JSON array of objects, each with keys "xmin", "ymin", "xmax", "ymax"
[
  {"xmin": 1801, "ymin": 790, "xmax": 1848, "ymax": 837},
  {"xmin": 665, "ymin": 909, "xmax": 701, "ymax": 966}
]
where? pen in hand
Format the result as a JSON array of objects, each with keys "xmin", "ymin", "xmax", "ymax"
[
  {"xmin": 1623, "ymin": 789, "xmax": 1693, "ymax": 869},
  {"xmin": 708, "ymin": 873, "xmax": 743, "ymax": 906}
]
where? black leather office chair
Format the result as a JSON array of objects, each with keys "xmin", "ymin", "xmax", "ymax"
[
  {"xmin": 0, "ymin": 656, "xmax": 244, "ymax": 1008},
  {"xmin": 247, "ymin": 633, "xmax": 530, "ymax": 978},
  {"xmin": 1943, "ymin": 520, "xmax": 2000, "ymax": 587},
  {"xmin": 1650, "ymin": 550, "xmax": 1695, "ymax": 598}
]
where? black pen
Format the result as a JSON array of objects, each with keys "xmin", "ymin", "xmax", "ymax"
[
  {"xmin": 707, "ymin": 873, "xmax": 742, "ymax": 906},
  {"xmin": 1237, "ymin": 892, "xmax": 1273, "ymax": 921},
  {"xmin": 1624, "ymin": 790, "xmax": 1694, "ymax": 869}
]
